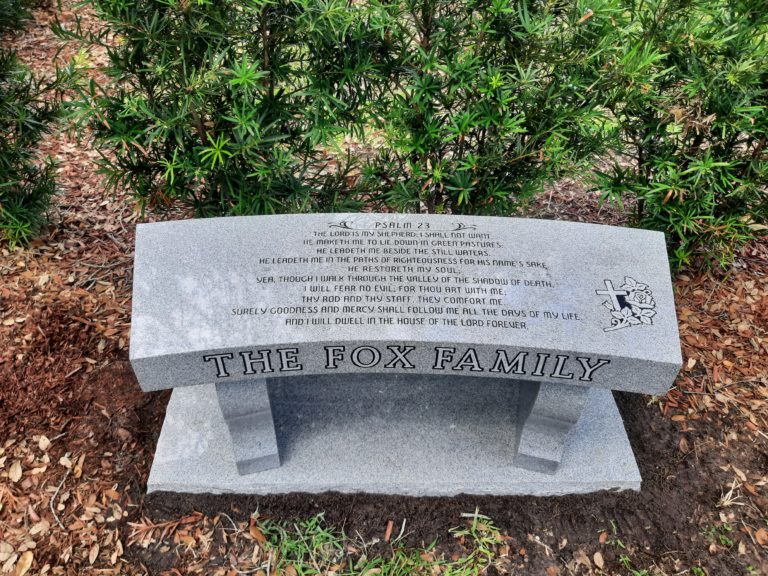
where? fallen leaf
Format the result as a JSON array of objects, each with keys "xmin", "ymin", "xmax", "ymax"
[
  {"xmin": 593, "ymin": 551, "xmax": 604, "ymax": 569},
  {"xmin": 9, "ymin": 461, "xmax": 22, "ymax": 483},
  {"xmin": 731, "ymin": 465, "xmax": 747, "ymax": 482},
  {"xmin": 756, "ymin": 528, "xmax": 768, "ymax": 547},
  {"xmin": 38, "ymin": 436, "xmax": 50, "ymax": 451},
  {"xmin": 14, "ymin": 551, "xmax": 32, "ymax": 576},
  {"xmin": 573, "ymin": 549, "xmax": 591, "ymax": 568},
  {"xmin": 249, "ymin": 524, "xmax": 266, "ymax": 544},
  {"xmin": 0, "ymin": 542, "xmax": 13, "ymax": 562},
  {"xmin": 88, "ymin": 544, "xmax": 99, "ymax": 565},
  {"xmin": 384, "ymin": 519, "xmax": 393, "ymax": 543}
]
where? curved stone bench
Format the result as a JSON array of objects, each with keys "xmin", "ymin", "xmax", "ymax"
[{"xmin": 130, "ymin": 213, "xmax": 681, "ymax": 492}]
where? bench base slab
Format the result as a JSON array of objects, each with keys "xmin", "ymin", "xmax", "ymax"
[{"xmin": 147, "ymin": 375, "xmax": 641, "ymax": 496}]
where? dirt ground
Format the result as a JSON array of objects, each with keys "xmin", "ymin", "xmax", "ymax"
[{"xmin": 1, "ymin": 2, "xmax": 767, "ymax": 575}]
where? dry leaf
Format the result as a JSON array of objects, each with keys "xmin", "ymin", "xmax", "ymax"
[
  {"xmin": 573, "ymin": 549, "xmax": 591, "ymax": 568},
  {"xmin": 384, "ymin": 520, "xmax": 394, "ymax": 543},
  {"xmin": 755, "ymin": 528, "xmax": 768, "ymax": 547},
  {"xmin": 38, "ymin": 436, "xmax": 50, "ymax": 451},
  {"xmin": 0, "ymin": 542, "xmax": 13, "ymax": 563},
  {"xmin": 249, "ymin": 524, "xmax": 266, "ymax": 544},
  {"xmin": 14, "ymin": 551, "xmax": 33, "ymax": 576},
  {"xmin": 88, "ymin": 544, "xmax": 99, "ymax": 565},
  {"xmin": 593, "ymin": 551, "xmax": 604, "ymax": 569},
  {"xmin": 9, "ymin": 461, "xmax": 22, "ymax": 483}
]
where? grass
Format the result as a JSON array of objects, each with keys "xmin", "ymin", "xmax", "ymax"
[{"xmin": 251, "ymin": 509, "xmax": 504, "ymax": 575}]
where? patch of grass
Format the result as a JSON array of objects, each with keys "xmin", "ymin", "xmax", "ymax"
[
  {"xmin": 600, "ymin": 519, "xmax": 626, "ymax": 549},
  {"xmin": 618, "ymin": 554, "xmax": 651, "ymax": 576},
  {"xmin": 252, "ymin": 509, "xmax": 505, "ymax": 575}
]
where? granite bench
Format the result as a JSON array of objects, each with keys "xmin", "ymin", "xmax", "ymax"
[{"xmin": 129, "ymin": 213, "xmax": 682, "ymax": 494}]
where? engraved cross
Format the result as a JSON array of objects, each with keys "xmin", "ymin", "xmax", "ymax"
[{"xmin": 596, "ymin": 280, "xmax": 628, "ymax": 312}]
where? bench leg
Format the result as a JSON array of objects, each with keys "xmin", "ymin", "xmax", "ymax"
[
  {"xmin": 514, "ymin": 381, "xmax": 589, "ymax": 474},
  {"xmin": 215, "ymin": 379, "xmax": 280, "ymax": 475}
]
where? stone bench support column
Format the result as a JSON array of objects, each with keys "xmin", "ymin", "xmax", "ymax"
[
  {"xmin": 514, "ymin": 382, "xmax": 590, "ymax": 474},
  {"xmin": 215, "ymin": 379, "xmax": 280, "ymax": 474}
]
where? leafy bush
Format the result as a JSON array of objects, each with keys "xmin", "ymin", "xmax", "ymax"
[
  {"xmin": 61, "ymin": 0, "xmax": 767, "ymax": 268},
  {"xmin": 0, "ymin": 0, "xmax": 32, "ymax": 33},
  {"xmin": 61, "ymin": 0, "xmax": 626, "ymax": 217},
  {"xmin": 59, "ymin": 0, "xmax": 382, "ymax": 216},
  {"xmin": 1, "ymin": 5, "xmax": 59, "ymax": 247},
  {"xmin": 596, "ymin": 0, "xmax": 768, "ymax": 268},
  {"xmin": 360, "ymin": 0, "xmax": 621, "ymax": 215}
]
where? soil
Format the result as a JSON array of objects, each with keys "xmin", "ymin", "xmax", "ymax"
[{"xmin": 1, "ymin": 1, "xmax": 766, "ymax": 574}]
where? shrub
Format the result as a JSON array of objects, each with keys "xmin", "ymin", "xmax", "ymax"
[
  {"xmin": 0, "ymin": 0, "xmax": 32, "ymax": 33},
  {"xmin": 1, "ymin": 6, "xmax": 59, "ymax": 247},
  {"xmin": 59, "ymin": 0, "xmax": 382, "ymax": 216},
  {"xmin": 360, "ymin": 0, "xmax": 622, "ymax": 215},
  {"xmin": 61, "ymin": 0, "xmax": 628, "ymax": 218},
  {"xmin": 596, "ymin": 0, "xmax": 768, "ymax": 268},
  {"xmin": 61, "ymin": 0, "xmax": 767, "ymax": 268}
]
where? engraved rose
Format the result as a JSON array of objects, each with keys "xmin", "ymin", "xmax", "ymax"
[{"xmin": 621, "ymin": 277, "xmax": 655, "ymax": 309}]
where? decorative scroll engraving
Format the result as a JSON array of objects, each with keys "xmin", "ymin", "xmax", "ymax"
[{"xmin": 329, "ymin": 220, "xmax": 476, "ymax": 232}]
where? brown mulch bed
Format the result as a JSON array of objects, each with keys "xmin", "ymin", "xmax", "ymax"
[{"xmin": 1, "ymin": 2, "xmax": 767, "ymax": 575}]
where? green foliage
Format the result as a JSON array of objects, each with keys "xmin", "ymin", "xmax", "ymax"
[
  {"xmin": 595, "ymin": 0, "xmax": 768, "ymax": 268},
  {"xmin": 57, "ymin": 0, "xmax": 380, "ymax": 216},
  {"xmin": 361, "ymin": 0, "xmax": 619, "ymax": 215},
  {"xmin": 0, "ymin": 41, "xmax": 59, "ymax": 247},
  {"xmin": 60, "ymin": 0, "xmax": 767, "ymax": 269},
  {"xmin": 702, "ymin": 523, "xmax": 734, "ymax": 548},
  {"xmin": 59, "ymin": 0, "xmax": 623, "ymax": 218},
  {"xmin": 0, "ymin": 0, "xmax": 32, "ymax": 33}
]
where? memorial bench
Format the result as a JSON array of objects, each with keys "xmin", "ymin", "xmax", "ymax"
[{"xmin": 130, "ymin": 213, "xmax": 682, "ymax": 495}]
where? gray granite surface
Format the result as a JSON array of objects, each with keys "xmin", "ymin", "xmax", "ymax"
[
  {"xmin": 515, "ymin": 382, "xmax": 590, "ymax": 473},
  {"xmin": 130, "ymin": 214, "xmax": 682, "ymax": 396},
  {"xmin": 215, "ymin": 379, "xmax": 279, "ymax": 474},
  {"xmin": 147, "ymin": 375, "xmax": 641, "ymax": 495}
]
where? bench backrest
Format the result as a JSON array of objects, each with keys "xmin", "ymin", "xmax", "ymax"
[{"xmin": 129, "ymin": 214, "xmax": 681, "ymax": 394}]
